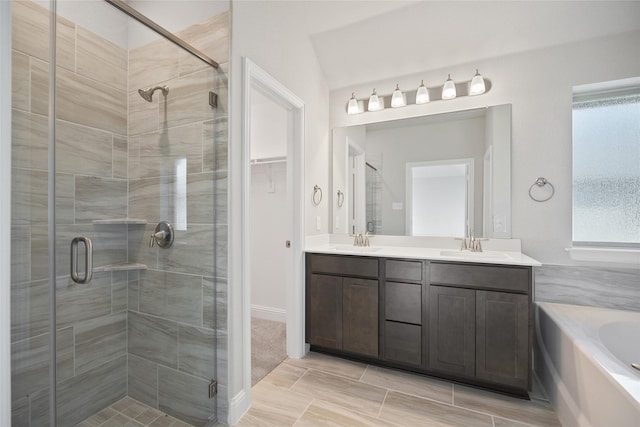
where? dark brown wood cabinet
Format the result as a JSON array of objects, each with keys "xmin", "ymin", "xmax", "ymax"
[
  {"xmin": 428, "ymin": 285, "xmax": 476, "ymax": 376},
  {"xmin": 342, "ymin": 277, "xmax": 378, "ymax": 357},
  {"xmin": 306, "ymin": 273, "xmax": 343, "ymax": 349},
  {"xmin": 306, "ymin": 254, "xmax": 379, "ymax": 358},
  {"xmin": 428, "ymin": 262, "xmax": 532, "ymax": 392},
  {"xmin": 305, "ymin": 253, "xmax": 533, "ymax": 396},
  {"xmin": 381, "ymin": 259, "xmax": 425, "ymax": 368},
  {"xmin": 475, "ymin": 290, "xmax": 529, "ymax": 389}
]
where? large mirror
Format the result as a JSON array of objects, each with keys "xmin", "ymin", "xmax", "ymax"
[{"xmin": 331, "ymin": 104, "xmax": 511, "ymax": 238}]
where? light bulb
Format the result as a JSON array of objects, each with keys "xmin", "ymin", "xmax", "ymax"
[
  {"xmin": 442, "ymin": 74, "xmax": 457, "ymax": 100},
  {"xmin": 368, "ymin": 88, "xmax": 382, "ymax": 111},
  {"xmin": 469, "ymin": 69, "xmax": 486, "ymax": 95},
  {"xmin": 391, "ymin": 84, "xmax": 405, "ymax": 108},
  {"xmin": 347, "ymin": 92, "xmax": 359, "ymax": 114},
  {"xmin": 416, "ymin": 80, "xmax": 430, "ymax": 104}
]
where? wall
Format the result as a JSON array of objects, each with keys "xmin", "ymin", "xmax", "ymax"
[
  {"xmin": 330, "ymin": 30, "xmax": 640, "ymax": 266},
  {"xmin": 0, "ymin": 1, "xmax": 12, "ymax": 424},
  {"xmin": 250, "ymin": 162, "xmax": 287, "ymax": 319},
  {"xmin": 230, "ymin": 1, "xmax": 331, "ymax": 417}
]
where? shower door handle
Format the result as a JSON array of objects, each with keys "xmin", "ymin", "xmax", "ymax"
[{"xmin": 70, "ymin": 237, "xmax": 93, "ymax": 284}]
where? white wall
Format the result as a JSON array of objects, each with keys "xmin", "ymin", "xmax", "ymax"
[
  {"xmin": 330, "ymin": 30, "xmax": 640, "ymax": 264},
  {"xmin": 250, "ymin": 89, "xmax": 288, "ymax": 160},
  {"xmin": 250, "ymin": 162, "xmax": 287, "ymax": 318},
  {"xmin": 0, "ymin": 1, "xmax": 12, "ymax": 423},
  {"xmin": 230, "ymin": 0, "xmax": 331, "ymax": 419}
]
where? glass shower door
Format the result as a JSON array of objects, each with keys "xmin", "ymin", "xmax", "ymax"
[
  {"xmin": 53, "ymin": 2, "xmax": 222, "ymax": 425},
  {"xmin": 10, "ymin": 0, "xmax": 227, "ymax": 425}
]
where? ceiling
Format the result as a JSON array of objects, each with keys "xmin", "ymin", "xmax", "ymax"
[{"xmin": 306, "ymin": 1, "xmax": 640, "ymax": 90}]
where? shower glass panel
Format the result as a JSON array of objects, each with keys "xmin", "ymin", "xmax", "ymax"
[{"xmin": 11, "ymin": 0, "xmax": 229, "ymax": 425}]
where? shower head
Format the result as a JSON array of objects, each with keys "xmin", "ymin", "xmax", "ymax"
[{"xmin": 138, "ymin": 85, "xmax": 169, "ymax": 102}]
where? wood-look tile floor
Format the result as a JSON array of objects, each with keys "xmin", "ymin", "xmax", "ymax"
[
  {"xmin": 236, "ymin": 352, "xmax": 561, "ymax": 427},
  {"xmin": 75, "ymin": 396, "xmax": 193, "ymax": 427}
]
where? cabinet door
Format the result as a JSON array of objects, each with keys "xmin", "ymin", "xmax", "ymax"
[
  {"xmin": 342, "ymin": 277, "xmax": 379, "ymax": 357},
  {"xmin": 306, "ymin": 274, "xmax": 342, "ymax": 349},
  {"xmin": 428, "ymin": 286, "xmax": 475, "ymax": 377},
  {"xmin": 476, "ymin": 290, "xmax": 529, "ymax": 389}
]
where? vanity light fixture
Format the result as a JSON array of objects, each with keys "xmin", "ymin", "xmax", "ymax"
[
  {"xmin": 368, "ymin": 88, "xmax": 383, "ymax": 111},
  {"xmin": 416, "ymin": 80, "xmax": 430, "ymax": 104},
  {"xmin": 347, "ymin": 92, "xmax": 359, "ymax": 114},
  {"xmin": 469, "ymin": 69, "xmax": 486, "ymax": 95},
  {"xmin": 391, "ymin": 84, "xmax": 405, "ymax": 108},
  {"xmin": 442, "ymin": 74, "xmax": 457, "ymax": 100},
  {"xmin": 346, "ymin": 70, "xmax": 488, "ymax": 115}
]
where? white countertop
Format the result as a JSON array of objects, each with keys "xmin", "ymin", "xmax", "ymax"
[{"xmin": 305, "ymin": 235, "xmax": 541, "ymax": 267}]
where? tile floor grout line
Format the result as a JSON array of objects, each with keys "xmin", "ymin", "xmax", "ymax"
[
  {"xmin": 287, "ymin": 367, "xmax": 310, "ymax": 391},
  {"xmin": 359, "ymin": 364, "xmax": 369, "ymax": 382},
  {"xmin": 291, "ymin": 398, "xmax": 316, "ymax": 427},
  {"xmin": 293, "ymin": 365, "xmax": 383, "ymax": 388},
  {"xmin": 376, "ymin": 389, "xmax": 389, "ymax": 418}
]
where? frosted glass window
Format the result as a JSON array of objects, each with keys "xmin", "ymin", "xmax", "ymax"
[{"xmin": 572, "ymin": 94, "xmax": 640, "ymax": 244}]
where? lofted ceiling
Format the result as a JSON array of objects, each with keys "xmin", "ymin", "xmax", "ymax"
[{"xmin": 305, "ymin": 0, "xmax": 640, "ymax": 90}]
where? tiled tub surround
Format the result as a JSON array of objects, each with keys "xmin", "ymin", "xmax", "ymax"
[
  {"xmin": 534, "ymin": 264, "xmax": 640, "ymax": 312},
  {"xmin": 10, "ymin": 1, "xmax": 230, "ymax": 426}
]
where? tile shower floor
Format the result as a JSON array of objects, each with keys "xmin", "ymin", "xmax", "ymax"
[
  {"xmin": 237, "ymin": 352, "xmax": 561, "ymax": 426},
  {"xmin": 75, "ymin": 396, "xmax": 193, "ymax": 427}
]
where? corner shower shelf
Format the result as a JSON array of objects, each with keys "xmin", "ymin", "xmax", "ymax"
[
  {"xmin": 94, "ymin": 263, "xmax": 148, "ymax": 272},
  {"xmin": 92, "ymin": 218, "xmax": 148, "ymax": 225}
]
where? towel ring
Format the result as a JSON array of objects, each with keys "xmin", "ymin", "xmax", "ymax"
[
  {"xmin": 312, "ymin": 185, "xmax": 323, "ymax": 206},
  {"xmin": 337, "ymin": 190, "xmax": 344, "ymax": 208},
  {"xmin": 529, "ymin": 177, "xmax": 555, "ymax": 202}
]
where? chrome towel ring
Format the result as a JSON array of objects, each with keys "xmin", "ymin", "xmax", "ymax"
[
  {"xmin": 312, "ymin": 185, "xmax": 323, "ymax": 206},
  {"xmin": 529, "ymin": 177, "xmax": 555, "ymax": 202},
  {"xmin": 337, "ymin": 190, "xmax": 344, "ymax": 208}
]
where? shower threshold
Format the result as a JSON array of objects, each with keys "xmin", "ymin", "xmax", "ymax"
[{"xmin": 75, "ymin": 396, "xmax": 193, "ymax": 427}]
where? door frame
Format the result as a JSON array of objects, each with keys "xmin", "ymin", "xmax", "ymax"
[{"xmin": 241, "ymin": 56, "xmax": 306, "ymax": 398}]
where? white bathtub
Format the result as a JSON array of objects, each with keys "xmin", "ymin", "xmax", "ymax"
[{"xmin": 536, "ymin": 302, "xmax": 640, "ymax": 427}]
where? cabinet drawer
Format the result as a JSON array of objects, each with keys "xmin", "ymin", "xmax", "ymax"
[
  {"xmin": 430, "ymin": 262, "xmax": 529, "ymax": 293},
  {"xmin": 308, "ymin": 254, "xmax": 378, "ymax": 278},
  {"xmin": 384, "ymin": 321, "xmax": 422, "ymax": 367},
  {"xmin": 385, "ymin": 259, "xmax": 422, "ymax": 282},
  {"xmin": 385, "ymin": 282, "xmax": 421, "ymax": 325}
]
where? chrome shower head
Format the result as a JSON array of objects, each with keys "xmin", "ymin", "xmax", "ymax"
[{"xmin": 138, "ymin": 85, "xmax": 169, "ymax": 102}]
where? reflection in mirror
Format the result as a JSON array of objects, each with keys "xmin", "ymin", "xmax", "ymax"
[{"xmin": 331, "ymin": 104, "xmax": 511, "ymax": 238}]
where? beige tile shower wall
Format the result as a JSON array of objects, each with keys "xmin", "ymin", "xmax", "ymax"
[
  {"xmin": 126, "ymin": 11, "xmax": 229, "ymax": 426},
  {"xmin": 10, "ymin": 1, "xmax": 129, "ymax": 425}
]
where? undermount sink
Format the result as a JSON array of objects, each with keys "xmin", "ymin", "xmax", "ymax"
[
  {"xmin": 329, "ymin": 245, "xmax": 382, "ymax": 253},
  {"xmin": 439, "ymin": 250, "xmax": 511, "ymax": 260}
]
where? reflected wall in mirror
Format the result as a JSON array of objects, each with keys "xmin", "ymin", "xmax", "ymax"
[{"xmin": 331, "ymin": 104, "xmax": 511, "ymax": 238}]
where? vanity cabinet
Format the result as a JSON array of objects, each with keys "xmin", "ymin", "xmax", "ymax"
[
  {"xmin": 382, "ymin": 259, "xmax": 425, "ymax": 367},
  {"xmin": 428, "ymin": 262, "xmax": 531, "ymax": 390},
  {"xmin": 305, "ymin": 253, "xmax": 533, "ymax": 395},
  {"xmin": 306, "ymin": 254, "xmax": 379, "ymax": 358}
]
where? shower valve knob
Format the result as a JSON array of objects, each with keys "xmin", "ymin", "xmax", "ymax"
[{"xmin": 149, "ymin": 221, "xmax": 175, "ymax": 249}]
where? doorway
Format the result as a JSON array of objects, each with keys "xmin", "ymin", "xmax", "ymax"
[
  {"xmin": 241, "ymin": 58, "xmax": 305, "ymax": 395},
  {"xmin": 406, "ymin": 159, "xmax": 474, "ymax": 237}
]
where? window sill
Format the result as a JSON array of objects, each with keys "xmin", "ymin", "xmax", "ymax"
[{"xmin": 565, "ymin": 247, "xmax": 640, "ymax": 265}]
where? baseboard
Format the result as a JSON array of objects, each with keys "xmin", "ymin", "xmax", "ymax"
[
  {"xmin": 251, "ymin": 304, "xmax": 286, "ymax": 322},
  {"xmin": 226, "ymin": 388, "xmax": 250, "ymax": 426}
]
